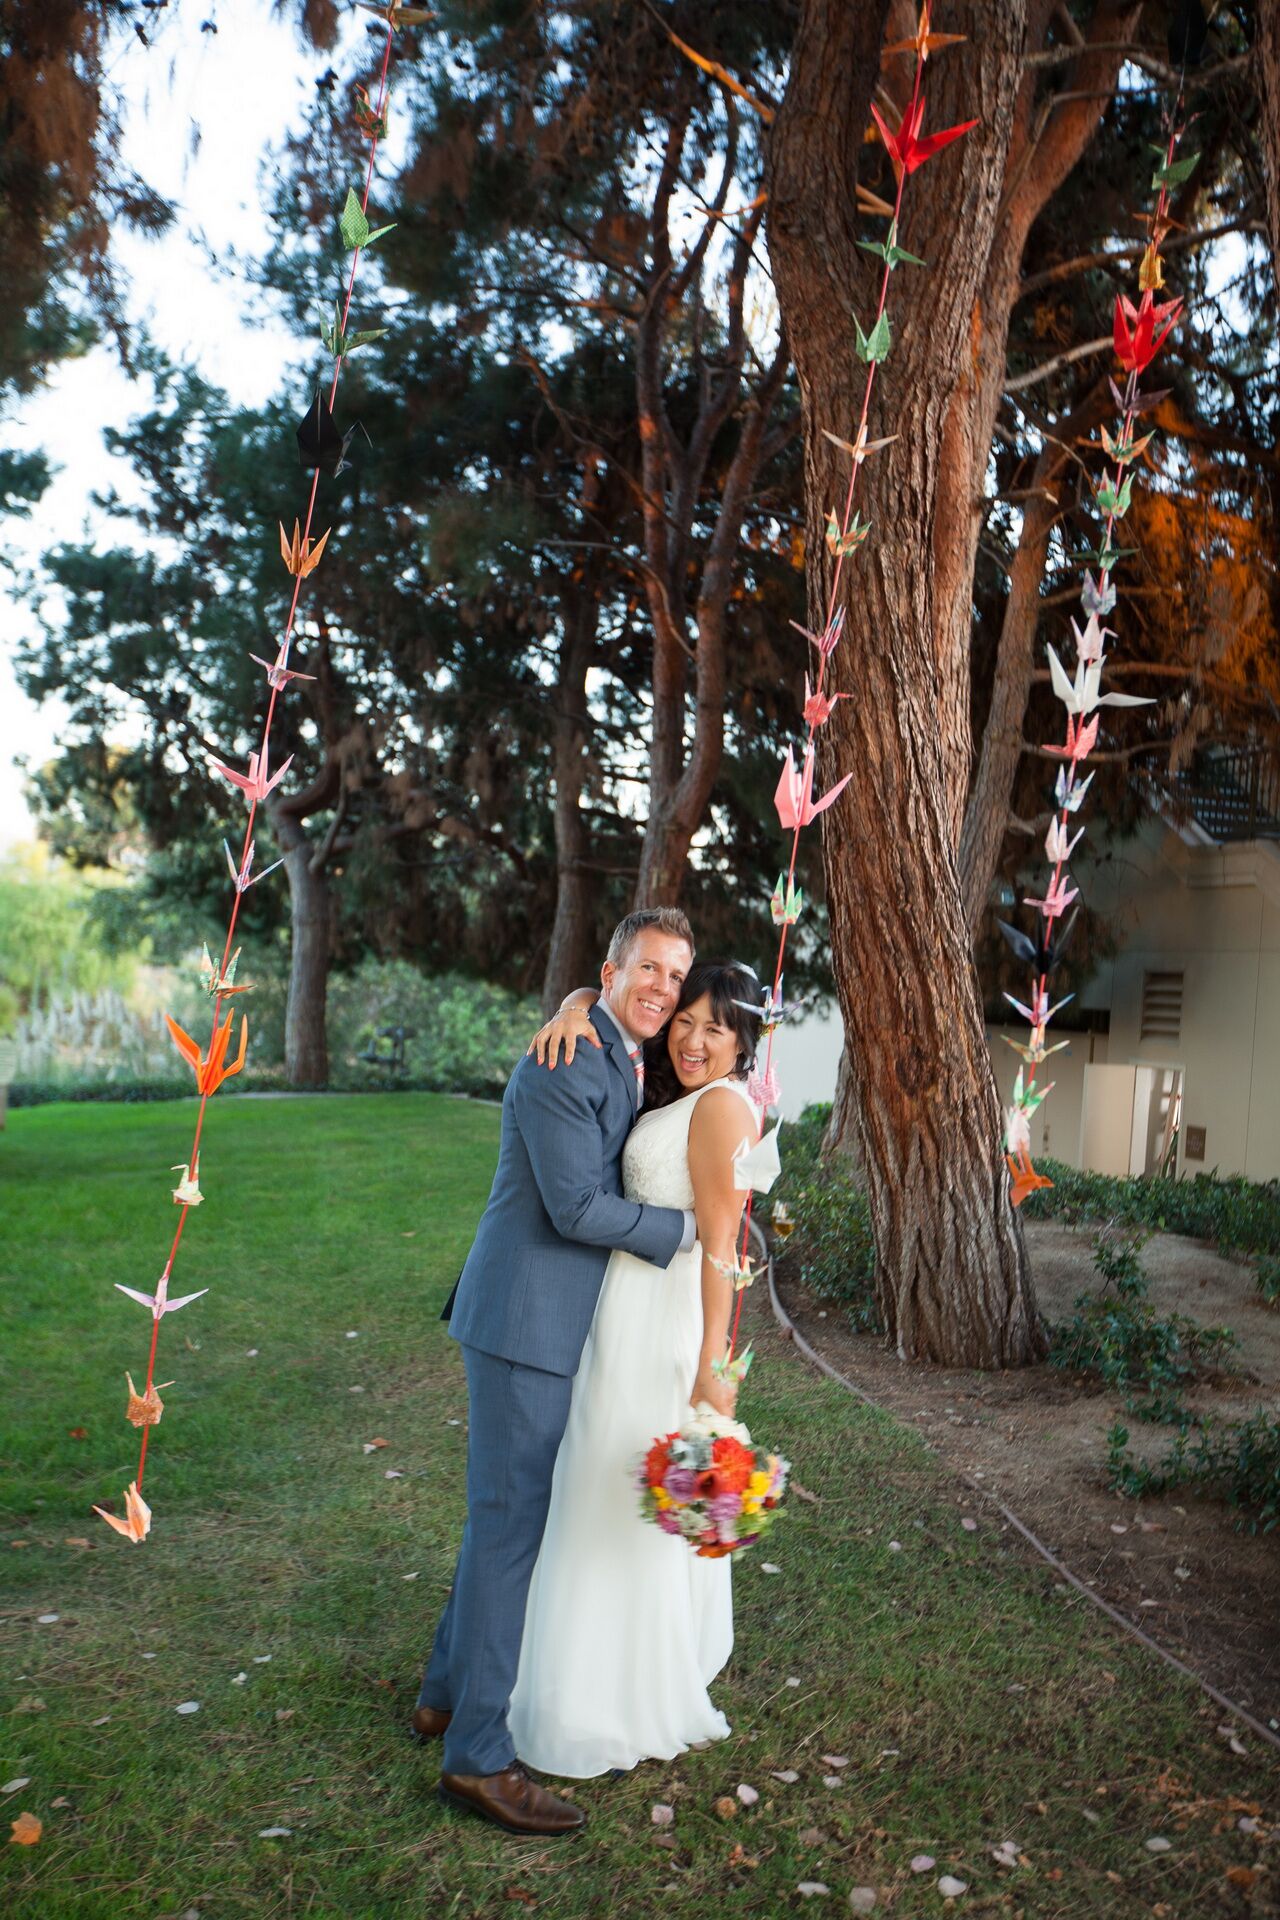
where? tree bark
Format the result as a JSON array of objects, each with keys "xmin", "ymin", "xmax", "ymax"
[
  {"xmin": 542, "ymin": 586, "xmax": 599, "ymax": 1011},
  {"xmin": 271, "ymin": 801, "xmax": 332, "ymax": 1088},
  {"xmin": 769, "ymin": 0, "xmax": 1049, "ymax": 1366},
  {"xmin": 1257, "ymin": 5, "xmax": 1280, "ymax": 274}
]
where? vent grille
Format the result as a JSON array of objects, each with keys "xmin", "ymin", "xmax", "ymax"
[{"xmin": 1140, "ymin": 970, "xmax": 1184, "ymax": 1042}]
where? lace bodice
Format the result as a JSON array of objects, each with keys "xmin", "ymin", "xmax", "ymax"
[{"xmin": 622, "ymin": 1077, "xmax": 760, "ymax": 1209}]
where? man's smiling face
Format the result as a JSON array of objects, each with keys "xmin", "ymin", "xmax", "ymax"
[{"xmin": 601, "ymin": 928, "xmax": 693, "ymax": 1041}]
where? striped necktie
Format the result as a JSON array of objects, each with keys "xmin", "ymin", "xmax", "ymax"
[{"xmin": 628, "ymin": 1044, "xmax": 645, "ymax": 1106}]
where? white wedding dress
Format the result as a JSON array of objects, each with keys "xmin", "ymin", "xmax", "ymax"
[{"xmin": 508, "ymin": 1075, "xmax": 759, "ymax": 1778}]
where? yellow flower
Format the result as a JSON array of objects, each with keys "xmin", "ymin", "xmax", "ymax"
[
  {"xmin": 747, "ymin": 1471, "xmax": 771, "ymax": 1500},
  {"xmin": 652, "ymin": 1486, "xmax": 673, "ymax": 1510}
]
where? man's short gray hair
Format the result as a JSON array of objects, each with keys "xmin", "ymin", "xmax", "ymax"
[{"xmin": 606, "ymin": 907, "xmax": 695, "ymax": 970}]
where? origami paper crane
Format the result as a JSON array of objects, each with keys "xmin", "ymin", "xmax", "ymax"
[
  {"xmin": 790, "ymin": 606, "xmax": 846, "ymax": 661},
  {"xmin": 339, "ymin": 186, "xmax": 396, "ymax": 252},
  {"xmin": 165, "ymin": 1008, "xmax": 249, "ymax": 1096},
  {"xmin": 825, "ymin": 508, "xmax": 872, "ymax": 557},
  {"xmin": 224, "ymin": 837, "xmax": 286, "ymax": 895},
  {"xmin": 1101, "ymin": 423, "xmax": 1154, "ymax": 467},
  {"xmin": 1004, "ymin": 1104, "xmax": 1032, "ymax": 1158},
  {"xmin": 1010, "ymin": 1066, "xmax": 1053, "ymax": 1119},
  {"xmin": 821, "ymin": 424, "xmax": 899, "ymax": 468},
  {"xmin": 1108, "ymin": 374, "xmax": 1171, "ymax": 419},
  {"xmin": 1094, "ymin": 474, "xmax": 1134, "ymax": 521},
  {"xmin": 711, "ymin": 1342, "xmax": 754, "ymax": 1386},
  {"xmin": 1005, "ymin": 1146, "xmax": 1054, "ymax": 1208},
  {"xmin": 200, "ymin": 944, "xmax": 252, "ymax": 999},
  {"xmin": 279, "ymin": 519, "xmax": 331, "ymax": 579},
  {"xmin": 770, "ymin": 874, "xmax": 803, "ymax": 925},
  {"xmin": 250, "ymin": 648, "xmax": 316, "ymax": 691},
  {"xmin": 356, "ymin": 0, "xmax": 434, "ymax": 28},
  {"xmin": 296, "ymin": 389, "xmax": 368, "ymax": 477},
  {"xmin": 93, "ymin": 1481, "xmax": 151, "ymax": 1544},
  {"xmin": 853, "ymin": 311, "xmax": 891, "ymax": 365},
  {"xmin": 1045, "ymin": 818, "xmax": 1084, "ymax": 864},
  {"xmin": 1043, "ymin": 712, "xmax": 1100, "ymax": 763},
  {"xmin": 747, "ymin": 1062, "xmax": 780, "ymax": 1110},
  {"xmin": 774, "ymin": 744, "xmax": 853, "ymax": 831},
  {"xmin": 997, "ymin": 905, "xmax": 1078, "ymax": 975},
  {"xmin": 321, "ymin": 305, "xmax": 388, "ymax": 358},
  {"xmin": 1070, "ymin": 614, "xmax": 1111, "ymax": 665},
  {"xmin": 870, "ymin": 97, "xmax": 977, "ymax": 177},
  {"xmin": 1112, "ymin": 289, "xmax": 1182, "ymax": 374},
  {"xmin": 802, "ymin": 673, "xmax": 848, "ymax": 730},
  {"xmin": 733, "ymin": 1122, "xmax": 783, "ymax": 1196},
  {"xmin": 1139, "ymin": 241, "xmax": 1165, "ymax": 292},
  {"xmin": 1054, "ymin": 765, "xmax": 1095, "ymax": 813},
  {"xmin": 857, "ymin": 223, "xmax": 926, "ymax": 270},
  {"xmin": 734, "ymin": 978, "xmax": 808, "ymax": 1033},
  {"xmin": 1002, "ymin": 1032, "xmax": 1071, "ymax": 1067},
  {"xmin": 210, "ymin": 743, "xmax": 294, "ymax": 807},
  {"xmin": 1150, "ymin": 142, "xmax": 1200, "ymax": 191},
  {"xmin": 170, "ymin": 1160, "xmax": 203, "ymax": 1207},
  {"xmin": 1003, "ymin": 986, "xmax": 1074, "ymax": 1031},
  {"xmin": 125, "ymin": 1371, "xmax": 174, "ymax": 1427},
  {"xmin": 1080, "ymin": 571, "xmax": 1117, "ymax": 617},
  {"xmin": 709, "ymin": 1252, "xmax": 756, "ymax": 1292},
  {"xmin": 115, "ymin": 1264, "xmax": 209, "ymax": 1320},
  {"xmin": 883, "ymin": 2, "xmax": 966, "ymax": 62},
  {"xmin": 1024, "ymin": 874, "xmax": 1079, "ymax": 922},
  {"xmin": 353, "ymin": 83, "xmax": 389, "ymax": 140},
  {"xmin": 1045, "ymin": 644, "xmax": 1154, "ymax": 718}
]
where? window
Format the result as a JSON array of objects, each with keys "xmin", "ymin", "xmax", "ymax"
[{"xmin": 1140, "ymin": 970, "xmax": 1183, "ymax": 1043}]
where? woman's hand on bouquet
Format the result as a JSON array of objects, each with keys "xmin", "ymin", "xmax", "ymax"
[
  {"xmin": 691, "ymin": 1364, "xmax": 738, "ymax": 1420},
  {"xmin": 527, "ymin": 1003, "xmax": 601, "ymax": 1068}
]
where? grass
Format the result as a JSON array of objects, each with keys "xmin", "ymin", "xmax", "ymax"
[{"xmin": 1, "ymin": 1094, "xmax": 1276, "ymax": 1920}]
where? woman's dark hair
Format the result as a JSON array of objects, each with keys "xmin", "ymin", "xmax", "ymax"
[{"xmin": 641, "ymin": 959, "xmax": 762, "ymax": 1112}]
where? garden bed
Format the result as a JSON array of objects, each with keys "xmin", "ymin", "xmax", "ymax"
[{"xmin": 774, "ymin": 1218, "xmax": 1280, "ymax": 1734}]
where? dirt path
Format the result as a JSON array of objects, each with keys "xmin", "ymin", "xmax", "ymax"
[{"xmin": 774, "ymin": 1220, "xmax": 1280, "ymax": 1734}]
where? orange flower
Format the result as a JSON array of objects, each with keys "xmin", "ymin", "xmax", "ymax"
[{"xmin": 645, "ymin": 1433, "xmax": 678, "ymax": 1488}]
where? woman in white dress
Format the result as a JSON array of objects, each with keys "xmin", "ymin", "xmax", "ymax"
[{"xmin": 507, "ymin": 960, "xmax": 764, "ymax": 1779}]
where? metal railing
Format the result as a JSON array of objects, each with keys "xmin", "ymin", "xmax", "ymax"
[{"xmin": 1157, "ymin": 744, "xmax": 1280, "ymax": 843}]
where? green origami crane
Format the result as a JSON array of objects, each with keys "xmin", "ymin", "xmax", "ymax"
[
  {"xmin": 854, "ymin": 309, "xmax": 892, "ymax": 365},
  {"xmin": 1094, "ymin": 474, "xmax": 1134, "ymax": 520},
  {"xmin": 1150, "ymin": 145, "xmax": 1199, "ymax": 191},
  {"xmin": 858, "ymin": 220, "xmax": 926, "ymax": 271},
  {"xmin": 321, "ymin": 305, "xmax": 389, "ymax": 358},
  {"xmin": 825, "ymin": 508, "xmax": 871, "ymax": 559},
  {"xmin": 339, "ymin": 187, "xmax": 396, "ymax": 253}
]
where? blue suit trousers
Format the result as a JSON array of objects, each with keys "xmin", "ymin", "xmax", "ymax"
[{"xmin": 419, "ymin": 1343, "xmax": 574, "ymax": 1778}]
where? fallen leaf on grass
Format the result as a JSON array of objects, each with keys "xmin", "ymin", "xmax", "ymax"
[
  {"xmin": 822, "ymin": 1776, "xmax": 844, "ymax": 1789},
  {"xmin": 253, "ymin": 1655, "xmax": 272, "ymax": 1664},
  {"xmin": 797, "ymin": 1884, "xmax": 830, "ymax": 1898},
  {"xmin": 50, "ymin": 1797, "xmax": 70, "ymax": 1810},
  {"xmin": 713, "ymin": 1796, "xmax": 737, "ymax": 1820},
  {"xmin": 1227, "ymin": 1867, "xmax": 1258, "ymax": 1891},
  {"xmin": 90, "ymin": 1715, "xmax": 111, "ymax": 1726},
  {"xmin": 12, "ymin": 1698, "xmax": 45, "ymax": 1715},
  {"xmin": 231, "ymin": 1673, "xmax": 248, "ymax": 1685},
  {"xmin": 258, "ymin": 1826, "xmax": 291, "ymax": 1838},
  {"xmin": 761, "ymin": 1563, "xmax": 781, "ymax": 1575},
  {"xmin": 385, "ymin": 1470, "xmax": 404, "ymax": 1480},
  {"xmin": 1145, "ymin": 1836, "xmax": 1172, "ymax": 1852},
  {"xmin": 737, "ymin": 1783, "xmax": 759, "ymax": 1806},
  {"xmin": 910, "ymin": 1854, "xmax": 935, "ymax": 1873},
  {"xmin": 785, "ymin": 1676, "xmax": 801, "ymax": 1688},
  {"xmin": 991, "ymin": 1840, "xmax": 1023, "ymax": 1867},
  {"xmin": 402, "ymin": 1571, "xmax": 419, "ymax": 1581},
  {"xmin": 791, "ymin": 1482, "xmax": 820, "ymax": 1504},
  {"xmin": 64, "ymin": 1538, "xmax": 90, "ymax": 1549},
  {"xmin": 2, "ymin": 1779, "xmax": 30, "ymax": 1794},
  {"xmin": 772, "ymin": 1769, "xmax": 800, "ymax": 1784},
  {"xmin": 651, "ymin": 1804, "xmax": 674, "ymax": 1827},
  {"xmin": 504, "ymin": 1888, "xmax": 536, "ymax": 1907},
  {"xmin": 36, "ymin": 1614, "xmax": 59, "ymax": 1625},
  {"xmin": 798, "ymin": 1828, "xmax": 827, "ymax": 1847},
  {"xmin": 9, "ymin": 1813, "xmax": 41, "ymax": 1845},
  {"xmin": 175, "ymin": 1701, "xmax": 201, "ymax": 1715},
  {"xmin": 363, "ymin": 1438, "xmax": 388, "ymax": 1453},
  {"xmin": 1217, "ymin": 1724, "xmax": 1248, "ymax": 1756},
  {"xmin": 849, "ymin": 1892, "xmax": 878, "ymax": 1914},
  {"xmin": 821, "ymin": 1755, "xmax": 849, "ymax": 1769},
  {"xmin": 275, "ymin": 1709, "xmax": 295, "ymax": 1723},
  {"xmin": 938, "ymin": 1876, "xmax": 968, "ymax": 1896},
  {"xmin": 68, "ymin": 1427, "xmax": 88, "ymax": 1441}
]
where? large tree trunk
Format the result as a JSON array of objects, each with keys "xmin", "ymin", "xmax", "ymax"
[
  {"xmin": 769, "ymin": 0, "xmax": 1049, "ymax": 1365},
  {"xmin": 270, "ymin": 800, "xmax": 333, "ymax": 1088},
  {"xmin": 542, "ymin": 590, "xmax": 599, "ymax": 1011},
  {"xmin": 1258, "ymin": 4, "xmax": 1280, "ymax": 274}
]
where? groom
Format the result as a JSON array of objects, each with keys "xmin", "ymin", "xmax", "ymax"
[{"xmin": 413, "ymin": 907, "xmax": 697, "ymax": 1835}]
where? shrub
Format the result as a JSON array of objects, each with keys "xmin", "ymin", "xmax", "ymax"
[
  {"xmin": 1107, "ymin": 1411, "xmax": 1280, "ymax": 1534},
  {"xmin": 1049, "ymin": 1225, "xmax": 1238, "ymax": 1425},
  {"xmin": 1255, "ymin": 1254, "xmax": 1280, "ymax": 1307},
  {"xmin": 775, "ymin": 1104, "xmax": 881, "ymax": 1332},
  {"xmin": 1021, "ymin": 1157, "xmax": 1280, "ymax": 1257}
]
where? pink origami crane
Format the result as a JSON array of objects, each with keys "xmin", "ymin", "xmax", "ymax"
[
  {"xmin": 803, "ymin": 674, "xmax": 849, "ymax": 730},
  {"xmin": 224, "ymin": 837, "xmax": 286, "ymax": 895},
  {"xmin": 1043, "ymin": 712, "xmax": 1100, "ymax": 763},
  {"xmin": 791, "ymin": 606, "xmax": 845, "ymax": 661},
  {"xmin": 209, "ymin": 743, "xmax": 294, "ymax": 807},
  {"xmin": 774, "ymin": 745, "xmax": 853, "ymax": 831},
  {"xmin": 747, "ymin": 1062, "xmax": 780, "ymax": 1110},
  {"xmin": 250, "ymin": 648, "xmax": 317, "ymax": 691},
  {"xmin": 115, "ymin": 1262, "xmax": 209, "ymax": 1320},
  {"xmin": 1025, "ymin": 875, "xmax": 1079, "ymax": 922}
]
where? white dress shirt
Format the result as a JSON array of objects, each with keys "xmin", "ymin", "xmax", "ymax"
[{"xmin": 597, "ymin": 994, "xmax": 697, "ymax": 1255}]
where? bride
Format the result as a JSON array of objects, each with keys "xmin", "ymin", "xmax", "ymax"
[{"xmin": 507, "ymin": 959, "xmax": 764, "ymax": 1779}]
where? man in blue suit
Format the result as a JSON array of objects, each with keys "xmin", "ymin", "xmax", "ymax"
[{"xmin": 413, "ymin": 907, "xmax": 696, "ymax": 1835}]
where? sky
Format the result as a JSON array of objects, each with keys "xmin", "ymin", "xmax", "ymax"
[{"xmin": 0, "ymin": 0, "xmax": 378, "ymax": 849}]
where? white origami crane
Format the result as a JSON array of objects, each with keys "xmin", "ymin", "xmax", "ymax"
[
  {"xmin": 115, "ymin": 1264, "xmax": 208, "ymax": 1320},
  {"xmin": 733, "ymin": 1122, "xmax": 783, "ymax": 1195},
  {"xmin": 1046, "ymin": 643, "xmax": 1154, "ymax": 717},
  {"xmin": 1070, "ymin": 613, "xmax": 1112, "ymax": 664},
  {"xmin": 1045, "ymin": 819, "xmax": 1084, "ymax": 864},
  {"xmin": 1055, "ymin": 766, "xmax": 1095, "ymax": 813}
]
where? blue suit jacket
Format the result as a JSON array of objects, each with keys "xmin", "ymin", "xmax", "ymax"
[{"xmin": 446, "ymin": 1003, "xmax": 686, "ymax": 1376}]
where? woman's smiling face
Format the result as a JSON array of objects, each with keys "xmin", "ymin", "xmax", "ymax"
[{"xmin": 667, "ymin": 992, "xmax": 740, "ymax": 1091}]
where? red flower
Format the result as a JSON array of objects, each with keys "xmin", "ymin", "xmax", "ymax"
[
  {"xmin": 645, "ymin": 1433, "xmax": 677, "ymax": 1488},
  {"xmin": 696, "ymin": 1539, "xmax": 738, "ymax": 1559},
  {"xmin": 870, "ymin": 97, "xmax": 977, "ymax": 177},
  {"xmin": 1112, "ymin": 290, "xmax": 1181, "ymax": 374},
  {"xmin": 711, "ymin": 1437, "xmax": 756, "ymax": 1495}
]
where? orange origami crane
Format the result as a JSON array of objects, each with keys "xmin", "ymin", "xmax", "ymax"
[
  {"xmin": 883, "ymin": 2, "xmax": 966, "ymax": 64},
  {"xmin": 165, "ymin": 1008, "xmax": 249, "ymax": 1096},
  {"xmin": 279, "ymin": 519, "xmax": 331, "ymax": 579},
  {"xmin": 125, "ymin": 1372, "xmax": 173, "ymax": 1427},
  {"xmin": 1006, "ymin": 1146, "xmax": 1054, "ymax": 1209},
  {"xmin": 93, "ymin": 1481, "xmax": 152, "ymax": 1544}
]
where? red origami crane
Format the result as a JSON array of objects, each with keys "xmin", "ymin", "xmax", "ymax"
[
  {"xmin": 1112, "ymin": 289, "xmax": 1182, "ymax": 375},
  {"xmin": 870, "ymin": 97, "xmax": 977, "ymax": 178},
  {"xmin": 774, "ymin": 744, "xmax": 853, "ymax": 831},
  {"xmin": 165, "ymin": 1008, "xmax": 249, "ymax": 1096}
]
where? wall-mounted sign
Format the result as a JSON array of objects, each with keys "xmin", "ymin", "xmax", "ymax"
[{"xmin": 1184, "ymin": 1125, "xmax": 1206, "ymax": 1162}]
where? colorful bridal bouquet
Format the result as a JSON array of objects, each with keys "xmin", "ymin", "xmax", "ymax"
[{"xmin": 638, "ymin": 1407, "xmax": 789, "ymax": 1559}]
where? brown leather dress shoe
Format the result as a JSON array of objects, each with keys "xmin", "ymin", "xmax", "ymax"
[
  {"xmin": 438, "ymin": 1762, "xmax": 586, "ymax": 1836},
  {"xmin": 409, "ymin": 1704, "xmax": 452, "ymax": 1742}
]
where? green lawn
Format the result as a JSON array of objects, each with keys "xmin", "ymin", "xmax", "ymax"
[{"xmin": 1, "ymin": 1095, "xmax": 1275, "ymax": 1919}]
